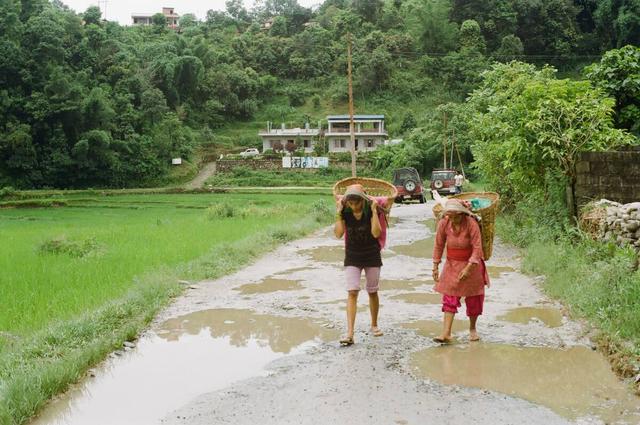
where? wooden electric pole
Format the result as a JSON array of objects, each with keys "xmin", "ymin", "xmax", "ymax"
[
  {"xmin": 443, "ymin": 111, "xmax": 448, "ymax": 169},
  {"xmin": 347, "ymin": 33, "xmax": 356, "ymax": 177}
]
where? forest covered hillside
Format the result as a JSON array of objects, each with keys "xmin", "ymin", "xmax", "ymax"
[{"xmin": 0, "ymin": 0, "xmax": 638, "ymax": 188}]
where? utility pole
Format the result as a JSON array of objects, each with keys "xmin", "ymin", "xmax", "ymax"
[
  {"xmin": 443, "ymin": 111, "xmax": 448, "ymax": 169},
  {"xmin": 347, "ymin": 33, "xmax": 356, "ymax": 177},
  {"xmin": 98, "ymin": 0, "xmax": 108, "ymax": 20}
]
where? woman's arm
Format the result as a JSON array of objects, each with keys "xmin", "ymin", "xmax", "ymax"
[
  {"xmin": 432, "ymin": 218, "xmax": 448, "ymax": 281},
  {"xmin": 334, "ymin": 199, "xmax": 345, "ymax": 238},
  {"xmin": 370, "ymin": 201, "xmax": 382, "ymax": 238}
]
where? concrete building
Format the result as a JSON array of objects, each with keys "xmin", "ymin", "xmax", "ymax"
[
  {"xmin": 132, "ymin": 7, "xmax": 179, "ymax": 29},
  {"xmin": 258, "ymin": 123, "xmax": 320, "ymax": 154},
  {"xmin": 325, "ymin": 115, "xmax": 387, "ymax": 153}
]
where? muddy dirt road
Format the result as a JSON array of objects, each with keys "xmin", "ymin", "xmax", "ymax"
[{"xmin": 32, "ymin": 203, "xmax": 640, "ymax": 425}]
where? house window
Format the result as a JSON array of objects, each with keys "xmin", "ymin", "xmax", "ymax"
[
  {"xmin": 367, "ymin": 139, "xmax": 374, "ymax": 148},
  {"xmin": 340, "ymin": 139, "xmax": 346, "ymax": 148},
  {"xmin": 303, "ymin": 140, "xmax": 310, "ymax": 148}
]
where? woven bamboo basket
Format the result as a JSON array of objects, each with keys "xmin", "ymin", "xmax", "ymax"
[
  {"xmin": 432, "ymin": 192, "xmax": 500, "ymax": 260},
  {"xmin": 332, "ymin": 177, "xmax": 398, "ymax": 199}
]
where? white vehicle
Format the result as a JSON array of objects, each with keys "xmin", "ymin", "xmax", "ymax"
[{"xmin": 239, "ymin": 148, "xmax": 260, "ymax": 158}]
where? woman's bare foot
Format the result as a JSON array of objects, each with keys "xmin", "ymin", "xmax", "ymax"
[
  {"xmin": 370, "ymin": 327, "xmax": 383, "ymax": 337},
  {"xmin": 469, "ymin": 329, "xmax": 480, "ymax": 341},
  {"xmin": 433, "ymin": 335, "xmax": 452, "ymax": 344}
]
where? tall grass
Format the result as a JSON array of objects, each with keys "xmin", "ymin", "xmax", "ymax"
[{"xmin": 0, "ymin": 192, "xmax": 333, "ymax": 424}]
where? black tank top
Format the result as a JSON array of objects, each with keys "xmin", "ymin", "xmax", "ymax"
[{"xmin": 343, "ymin": 209, "xmax": 382, "ymax": 267}]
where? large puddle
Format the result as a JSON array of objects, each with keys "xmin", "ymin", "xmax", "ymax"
[
  {"xmin": 411, "ymin": 344, "xmax": 640, "ymax": 423},
  {"xmin": 390, "ymin": 292, "xmax": 442, "ymax": 304},
  {"xmin": 402, "ymin": 319, "xmax": 469, "ymax": 338},
  {"xmin": 392, "ymin": 236, "xmax": 435, "ymax": 258},
  {"xmin": 234, "ymin": 278, "xmax": 303, "ymax": 294},
  {"xmin": 498, "ymin": 307, "xmax": 563, "ymax": 328},
  {"xmin": 31, "ymin": 309, "xmax": 337, "ymax": 425}
]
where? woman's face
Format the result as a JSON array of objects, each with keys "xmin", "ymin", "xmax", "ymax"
[
  {"xmin": 446, "ymin": 211, "xmax": 464, "ymax": 224},
  {"xmin": 345, "ymin": 197, "xmax": 364, "ymax": 212}
]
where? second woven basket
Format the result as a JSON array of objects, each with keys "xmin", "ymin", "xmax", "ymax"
[{"xmin": 432, "ymin": 192, "xmax": 500, "ymax": 260}]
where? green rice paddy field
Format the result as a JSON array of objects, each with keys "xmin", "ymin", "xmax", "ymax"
[{"xmin": 0, "ymin": 193, "xmax": 330, "ymax": 335}]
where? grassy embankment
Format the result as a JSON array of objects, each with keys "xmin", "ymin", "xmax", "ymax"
[
  {"xmin": 496, "ymin": 203, "xmax": 640, "ymax": 388},
  {"xmin": 0, "ymin": 192, "xmax": 332, "ymax": 424}
]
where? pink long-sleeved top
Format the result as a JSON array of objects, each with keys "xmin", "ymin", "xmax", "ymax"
[{"xmin": 432, "ymin": 216, "xmax": 489, "ymax": 297}]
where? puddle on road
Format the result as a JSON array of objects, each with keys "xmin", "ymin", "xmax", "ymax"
[
  {"xmin": 301, "ymin": 246, "xmax": 344, "ymax": 264},
  {"xmin": 498, "ymin": 307, "xmax": 563, "ymax": 328},
  {"xmin": 381, "ymin": 279, "xmax": 434, "ymax": 291},
  {"xmin": 234, "ymin": 278, "xmax": 303, "ymax": 294},
  {"xmin": 390, "ymin": 292, "xmax": 442, "ymax": 304},
  {"xmin": 487, "ymin": 265, "xmax": 515, "ymax": 278},
  {"xmin": 411, "ymin": 344, "xmax": 640, "ymax": 423},
  {"xmin": 402, "ymin": 320, "xmax": 468, "ymax": 337},
  {"xmin": 392, "ymin": 236, "xmax": 435, "ymax": 259},
  {"xmin": 31, "ymin": 309, "xmax": 337, "ymax": 425}
]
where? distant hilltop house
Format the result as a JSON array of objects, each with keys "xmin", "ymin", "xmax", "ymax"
[
  {"xmin": 258, "ymin": 115, "xmax": 388, "ymax": 154},
  {"xmin": 132, "ymin": 7, "xmax": 179, "ymax": 29},
  {"xmin": 325, "ymin": 115, "xmax": 387, "ymax": 153}
]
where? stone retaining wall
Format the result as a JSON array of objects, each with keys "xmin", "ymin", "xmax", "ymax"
[
  {"xmin": 575, "ymin": 151, "xmax": 640, "ymax": 205},
  {"xmin": 215, "ymin": 159, "xmax": 371, "ymax": 173}
]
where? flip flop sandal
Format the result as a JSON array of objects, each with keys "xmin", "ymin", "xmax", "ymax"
[{"xmin": 339, "ymin": 336, "xmax": 354, "ymax": 346}]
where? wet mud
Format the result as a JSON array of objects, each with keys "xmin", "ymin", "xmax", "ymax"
[
  {"xmin": 486, "ymin": 265, "xmax": 516, "ymax": 278},
  {"xmin": 234, "ymin": 278, "xmax": 303, "ymax": 294},
  {"xmin": 390, "ymin": 292, "xmax": 442, "ymax": 304},
  {"xmin": 391, "ymin": 236, "xmax": 435, "ymax": 258},
  {"xmin": 380, "ymin": 279, "xmax": 434, "ymax": 291},
  {"xmin": 411, "ymin": 343, "xmax": 640, "ymax": 423},
  {"xmin": 498, "ymin": 307, "xmax": 564, "ymax": 328},
  {"xmin": 401, "ymin": 319, "xmax": 469, "ymax": 338},
  {"xmin": 300, "ymin": 245, "xmax": 344, "ymax": 264}
]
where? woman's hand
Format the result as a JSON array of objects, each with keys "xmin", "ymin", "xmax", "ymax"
[
  {"xmin": 370, "ymin": 200, "xmax": 378, "ymax": 214},
  {"xmin": 457, "ymin": 263, "xmax": 475, "ymax": 282},
  {"xmin": 457, "ymin": 268, "xmax": 469, "ymax": 281},
  {"xmin": 432, "ymin": 264, "xmax": 440, "ymax": 282},
  {"xmin": 335, "ymin": 199, "xmax": 344, "ymax": 214}
]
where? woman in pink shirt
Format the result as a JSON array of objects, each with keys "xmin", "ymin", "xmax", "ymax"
[{"xmin": 432, "ymin": 199, "xmax": 490, "ymax": 343}]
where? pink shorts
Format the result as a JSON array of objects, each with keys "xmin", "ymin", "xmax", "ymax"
[
  {"xmin": 345, "ymin": 266, "xmax": 380, "ymax": 293},
  {"xmin": 442, "ymin": 294, "xmax": 484, "ymax": 316}
]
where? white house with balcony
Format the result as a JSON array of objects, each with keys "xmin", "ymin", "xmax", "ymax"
[
  {"xmin": 258, "ymin": 123, "xmax": 320, "ymax": 153},
  {"xmin": 325, "ymin": 115, "xmax": 387, "ymax": 153}
]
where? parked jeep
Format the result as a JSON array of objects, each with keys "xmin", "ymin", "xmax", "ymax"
[
  {"xmin": 393, "ymin": 167, "xmax": 425, "ymax": 203},
  {"xmin": 430, "ymin": 168, "xmax": 457, "ymax": 197}
]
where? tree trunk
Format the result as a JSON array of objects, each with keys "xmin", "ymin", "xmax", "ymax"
[{"xmin": 566, "ymin": 179, "xmax": 577, "ymax": 222}]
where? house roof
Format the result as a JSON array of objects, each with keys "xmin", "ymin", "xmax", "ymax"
[{"xmin": 327, "ymin": 115, "xmax": 385, "ymax": 121}]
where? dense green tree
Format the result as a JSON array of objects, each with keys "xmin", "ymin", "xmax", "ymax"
[
  {"xmin": 468, "ymin": 62, "xmax": 636, "ymax": 213},
  {"xmin": 593, "ymin": 0, "xmax": 640, "ymax": 48},
  {"xmin": 403, "ymin": 0, "xmax": 458, "ymax": 53},
  {"xmin": 82, "ymin": 6, "xmax": 101, "ymax": 25},
  {"xmin": 585, "ymin": 45, "xmax": 640, "ymax": 135}
]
